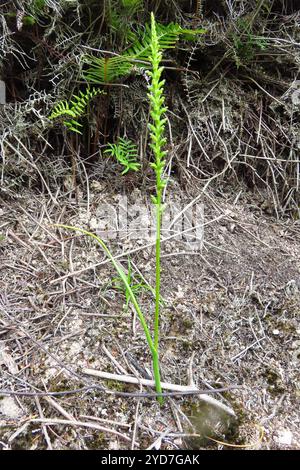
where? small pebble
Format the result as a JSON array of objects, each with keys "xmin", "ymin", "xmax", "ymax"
[{"xmin": 277, "ymin": 429, "xmax": 292, "ymax": 446}]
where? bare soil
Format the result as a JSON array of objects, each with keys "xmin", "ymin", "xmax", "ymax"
[{"xmin": 0, "ymin": 180, "xmax": 299, "ymax": 450}]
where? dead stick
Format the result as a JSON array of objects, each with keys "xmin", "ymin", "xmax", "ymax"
[{"xmin": 83, "ymin": 368, "xmax": 236, "ymax": 416}]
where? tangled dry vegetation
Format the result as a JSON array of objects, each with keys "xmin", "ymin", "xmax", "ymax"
[{"xmin": 0, "ymin": 0, "xmax": 300, "ymax": 450}]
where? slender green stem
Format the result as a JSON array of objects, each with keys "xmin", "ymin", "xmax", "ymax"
[
  {"xmin": 154, "ymin": 195, "xmax": 161, "ymax": 351},
  {"xmin": 154, "ymin": 198, "xmax": 163, "ymax": 404},
  {"xmin": 152, "ymin": 348, "xmax": 162, "ymax": 399}
]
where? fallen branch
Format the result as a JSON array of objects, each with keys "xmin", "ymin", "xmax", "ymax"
[{"xmin": 82, "ymin": 368, "xmax": 236, "ymax": 417}]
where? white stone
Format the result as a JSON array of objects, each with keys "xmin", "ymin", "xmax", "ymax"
[
  {"xmin": 176, "ymin": 285, "xmax": 184, "ymax": 299},
  {"xmin": 277, "ymin": 429, "xmax": 292, "ymax": 446},
  {"xmin": 68, "ymin": 340, "xmax": 84, "ymax": 357},
  {"xmin": 0, "ymin": 397, "xmax": 22, "ymax": 418}
]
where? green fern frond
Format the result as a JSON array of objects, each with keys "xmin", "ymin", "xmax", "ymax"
[
  {"xmin": 125, "ymin": 22, "xmax": 186, "ymax": 61},
  {"xmin": 108, "ymin": 6, "xmax": 124, "ymax": 33},
  {"xmin": 104, "ymin": 137, "xmax": 140, "ymax": 175},
  {"xmin": 65, "ymin": 120, "xmax": 83, "ymax": 134},
  {"xmin": 83, "ymin": 56, "xmax": 132, "ymax": 84},
  {"xmin": 83, "ymin": 21, "xmax": 205, "ymax": 84},
  {"xmin": 121, "ymin": 0, "xmax": 143, "ymax": 15},
  {"xmin": 49, "ymin": 87, "xmax": 104, "ymax": 134},
  {"xmin": 125, "ymin": 22, "xmax": 206, "ymax": 60},
  {"xmin": 107, "ymin": 0, "xmax": 143, "ymax": 44}
]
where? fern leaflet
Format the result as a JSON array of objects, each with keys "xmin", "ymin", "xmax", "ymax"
[
  {"xmin": 104, "ymin": 137, "xmax": 140, "ymax": 174},
  {"xmin": 49, "ymin": 87, "xmax": 104, "ymax": 134},
  {"xmin": 83, "ymin": 21, "xmax": 205, "ymax": 84}
]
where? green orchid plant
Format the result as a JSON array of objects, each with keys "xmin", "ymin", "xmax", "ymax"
[{"xmin": 53, "ymin": 12, "xmax": 169, "ymax": 403}]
